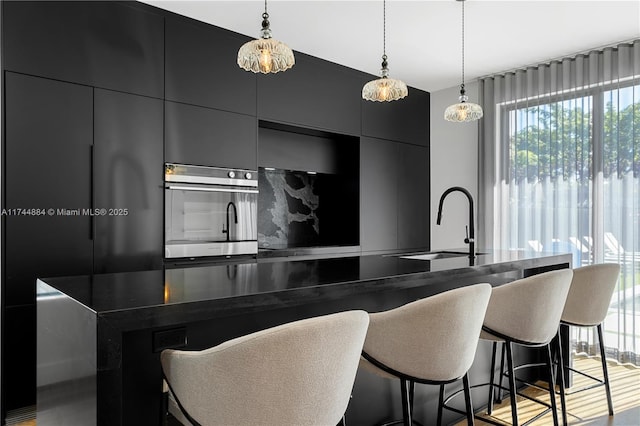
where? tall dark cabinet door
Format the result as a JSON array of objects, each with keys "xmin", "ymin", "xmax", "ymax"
[
  {"xmin": 258, "ymin": 53, "xmax": 364, "ymax": 135},
  {"xmin": 360, "ymin": 137, "xmax": 399, "ymax": 252},
  {"xmin": 398, "ymin": 144, "xmax": 430, "ymax": 249},
  {"xmin": 4, "ymin": 72, "xmax": 93, "ymax": 411},
  {"xmin": 165, "ymin": 101, "xmax": 257, "ymax": 170},
  {"xmin": 362, "ymin": 88, "xmax": 430, "ymax": 146},
  {"xmin": 165, "ymin": 17, "xmax": 256, "ymax": 115},
  {"xmin": 2, "ymin": 1, "xmax": 164, "ymax": 98},
  {"xmin": 94, "ymin": 89, "xmax": 164, "ymax": 273},
  {"xmin": 4, "ymin": 72, "xmax": 94, "ymax": 305}
]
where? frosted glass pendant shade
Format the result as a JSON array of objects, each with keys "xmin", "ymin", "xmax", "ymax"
[
  {"xmin": 362, "ymin": 76, "xmax": 408, "ymax": 102},
  {"xmin": 362, "ymin": 56, "xmax": 408, "ymax": 102},
  {"xmin": 237, "ymin": 10, "xmax": 295, "ymax": 74},
  {"xmin": 237, "ymin": 37, "xmax": 294, "ymax": 74},
  {"xmin": 444, "ymin": 95, "xmax": 483, "ymax": 122}
]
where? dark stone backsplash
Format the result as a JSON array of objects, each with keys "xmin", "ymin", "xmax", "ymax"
[{"xmin": 258, "ymin": 169, "xmax": 320, "ymax": 248}]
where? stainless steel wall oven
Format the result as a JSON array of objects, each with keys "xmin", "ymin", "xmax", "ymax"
[{"xmin": 164, "ymin": 163, "xmax": 258, "ymax": 259}]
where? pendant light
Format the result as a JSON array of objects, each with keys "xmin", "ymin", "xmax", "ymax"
[
  {"xmin": 362, "ymin": 0, "xmax": 408, "ymax": 102},
  {"xmin": 444, "ymin": 0, "xmax": 483, "ymax": 122},
  {"xmin": 237, "ymin": 0, "xmax": 295, "ymax": 74}
]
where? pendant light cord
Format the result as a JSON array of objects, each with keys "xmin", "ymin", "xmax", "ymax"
[
  {"xmin": 461, "ymin": 0, "xmax": 465, "ymax": 88},
  {"xmin": 383, "ymin": 0, "xmax": 386, "ymax": 57},
  {"xmin": 380, "ymin": 0, "xmax": 388, "ymax": 73},
  {"xmin": 261, "ymin": 0, "xmax": 270, "ymax": 35}
]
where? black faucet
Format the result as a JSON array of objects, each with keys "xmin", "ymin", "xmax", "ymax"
[
  {"xmin": 436, "ymin": 186, "xmax": 475, "ymax": 259},
  {"xmin": 222, "ymin": 201, "xmax": 238, "ymax": 242}
]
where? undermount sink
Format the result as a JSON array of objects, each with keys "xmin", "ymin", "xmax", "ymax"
[
  {"xmin": 398, "ymin": 251, "xmax": 468, "ymax": 260},
  {"xmin": 393, "ymin": 251, "xmax": 487, "ymax": 261}
]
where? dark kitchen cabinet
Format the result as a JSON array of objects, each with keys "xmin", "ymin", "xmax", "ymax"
[
  {"xmin": 3, "ymin": 72, "xmax": 93, "ymax": 412},
  {"xmin": 4, "ymin": 305, "xmax": 36, "ymax": 410},
  {"xmin": 165, "ymin": 17, "xmax": 257, "ymax": 115},
  {"xmin": 258, "ymin": 53, "xmax": 365, "ymax": 135},
  {"xmin": 398, "ymin": 144, "xmax": 430, "ymax": 249},
  {"xmin": 360, "ymin": 137, "xmax": 430, "ymax": 252},
  {"xmin": 3, "ymin": 74, "xmax": 165, "ymax": 412},
  {"xmin": 360, "ymin": 137, "xmax": 399, "ymax": 252},
  {"xmin": 2, "ymin": 1, "xmax": 164, "ymax": 98},
  {"xmin": 4, "ymin": 72, "xmax": 94, "ymax": 306},
  {"xmin": 362, "ymin": 87, "xmax": 430, "ymax": 146},
  {"xmin": 94, "ymin": 89, "xmax": 164, "ymax": 273},
  {"xmin": 165, "ymin": 101, "xmax": 258, "ymax": 170}
]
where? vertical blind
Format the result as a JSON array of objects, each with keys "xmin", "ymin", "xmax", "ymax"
[{"xmin": 479, "ymin": 40, "xmax": 639, "ymax": 365}]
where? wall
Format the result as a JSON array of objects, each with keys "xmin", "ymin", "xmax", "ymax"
[{"xmin": 429, "ymin": 83, "xmax": 480, "ymax": 250}]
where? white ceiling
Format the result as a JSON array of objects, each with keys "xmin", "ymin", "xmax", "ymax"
[{"xmin": 142, "ymin": 0, "xmax": 640, "ymax": 93}]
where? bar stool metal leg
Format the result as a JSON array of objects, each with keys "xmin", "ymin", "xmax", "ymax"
[
  {"xmin": 597, "ymin": 324, "xmax": 614, "ymax": 416},
  {"xmin": 555, "ymin": 330, "xmax": 568, "ymax": 425},
  {"xmin": 462, "ymin": 374, "xmax": 474, "ymax": 426},
  {"xmin": 400, "ymin": 379, "xmax": 412, "ymax": 426},
  {"xmin": 409, "ymin": 381, "xmax": 415, "ymax": 415},
  {"xmin": 505, "ymin": 342, "xmax": 519, "ymax": 426},
  {"xmin": 545, "ymin": 343, "xmax": 560, "ymax": 426},
  {"xmin": 498, "ymin": 342, "xmax": 507, "ymax": 403},
  {"xmin": 487, "ymin": 342, "xmax": 498, "ymax": 415},
  {"xmin": 437, "ymin": 384, "xmax": 445, "ymax": 426}
]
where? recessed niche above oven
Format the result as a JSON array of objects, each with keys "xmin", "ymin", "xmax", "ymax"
[
  {"xmin": 258, "ymin": 121, "xmax": 359, "ymax": 175},
  {"xmin": 257, "ymin": 122, "xmax": 359, "ymax": 251}
]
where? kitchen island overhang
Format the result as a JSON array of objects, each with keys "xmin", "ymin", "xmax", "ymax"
[{"xmin": 36, "ymin": 249, "xmax": 572, "ymax": 426}]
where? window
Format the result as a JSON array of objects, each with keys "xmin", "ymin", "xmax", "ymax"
[
  {"xmin": 504, "ymin": 94, "xmax": 593, "ymax": 261},
  {"xmin": 481, "ymin": 41, "xmax": 639, "ymax": 365}
]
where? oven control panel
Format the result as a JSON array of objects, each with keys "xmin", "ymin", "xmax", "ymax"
[{"xmin": 165, "ymin": 163, "xmax": 258, "ymax": 187}]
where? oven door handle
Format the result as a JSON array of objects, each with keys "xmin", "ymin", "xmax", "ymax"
[{"xmin": 166, "ymin": 185, "xmax": 259, "ymax": 194}]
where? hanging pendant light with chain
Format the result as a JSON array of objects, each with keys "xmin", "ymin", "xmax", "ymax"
[
  {"xmin": 362, "ymin": 0, "xmax": 408, "ymax": 102},
  {"xmin": 445, "ymin": 0, "xmax": 483, "ymax": 122},
  {"xmin": 237, "ymin": 0, "xmax": 295, "ymax": 74}
]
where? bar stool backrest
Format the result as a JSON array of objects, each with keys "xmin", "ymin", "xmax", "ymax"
[
  {"xmin": 161, "ymin": 310, "xmax": 369, "ymax": 426},
  {"xmin": 562, "ymin": 263, "xmax": 621, "ymax": 326},
  {"xmin": 483, "ymin": 269, "xmax": 573, "ymax": 345},
  {"xmin": 363, "ymin": 283, "xmax": 492, "ymax": 382}
]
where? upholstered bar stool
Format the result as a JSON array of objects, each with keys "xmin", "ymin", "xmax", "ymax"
[
  {"xmin": 161, "ymin": 310, "xmax": 369, "ymax": 426},
  {"xmin": 558, "ymin": 263, "xmax": 621, "ymax": 421},
  {"xmin": 361, "ymin": 283, "xmax": 492, "ymax": 426},
  {"xmin": 482, "ymin": 269, "xmax": 573, "ymax": 426}
]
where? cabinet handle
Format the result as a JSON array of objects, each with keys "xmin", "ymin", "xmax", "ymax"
[
  {"xmin": 166, "ymin": 185, "xmax": 258, "ymax": 194},
  {"xmin": 90, "ymin": 145, "xmax": 94, "ymax": 241}
]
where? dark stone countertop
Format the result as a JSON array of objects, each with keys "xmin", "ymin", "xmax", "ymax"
[
  {"xmin": 37, "ymin": 249, "xmax": 572, "ymax": 332},
  {"xmin": 35, "ymin": 249, "xmax": 572, "ymax": 426}
]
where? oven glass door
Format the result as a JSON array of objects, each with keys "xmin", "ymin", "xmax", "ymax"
[{"xmin": 165, "ymin": 184, "xmax": 258, "ymax": 257}]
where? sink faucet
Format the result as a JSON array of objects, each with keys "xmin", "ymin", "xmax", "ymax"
[
  {"xmin": 222, "ymin": 201, "xmax": 238, "ymax": 242},
  {"xmin": 436, "ymin": 186, "xmax": 475, "ymax": 259}
]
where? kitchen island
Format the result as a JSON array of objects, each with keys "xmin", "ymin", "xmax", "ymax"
[{"xmin": 36, "ymin": 249, "xmax": 571, "ymax": 426}]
